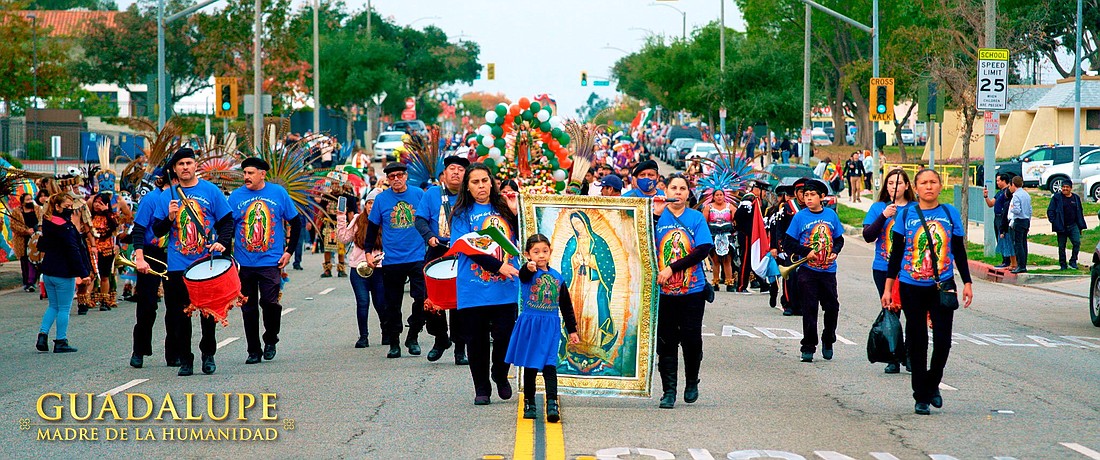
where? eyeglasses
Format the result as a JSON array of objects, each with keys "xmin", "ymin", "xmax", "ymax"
[{"xmin": 387, "ymin": 172, "xmax": 407, "ymax": 179}]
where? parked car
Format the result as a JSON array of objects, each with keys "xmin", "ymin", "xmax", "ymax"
[
  {"xmin": 373, "ymin": 131, "xmax": 406, "ymax": 161},
  {"xmin": 665, "ymin": 138, "xmax": 698, "ymax": 166},
  {"xmin": 811, "ymin": 129, "xmax": 832, "ymax": 146},
  {"xmin": 1078, "ymin": 173, "xmax": 1100, "ymax": 202},
  {"xmin": 899, "ymin": 129, "xmax": 915, "ymax": 146},
  {"xmin": 1038, "ymin": 148, "xmax": 1100, "ymax": 192},
  {"xmin": 1090, "ymin": 243, "xmax": 1100, "ymax": 326},
  {"xmin": 388, "ymin": 120, "xmax": 427, "ymax": 134},
  {"xmin": 994, "ymin": 144, "xmax": 1100, "ymax": 187},
  {"xmin": 684, "ymin": 143, "xmax": 719, "ymax": 161},
  {"xmin": 764, "ymin": 163, "xmax": 816, "ymax": 188}
]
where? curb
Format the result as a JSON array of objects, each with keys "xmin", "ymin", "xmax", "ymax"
[{"xmin": 967, "ymin": 259, "xmax": 1089, "ymax": 285}]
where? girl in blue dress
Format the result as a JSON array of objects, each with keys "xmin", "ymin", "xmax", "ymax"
[{"xmin": 505, "ymin": 234, "xmax": 580, "ymax": 423}]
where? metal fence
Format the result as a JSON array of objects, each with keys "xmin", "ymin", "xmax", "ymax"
[
  {"xmin": 883, "ymin": 162, "xmax": 980, "ymax": 187},
  {"xmin": 0, "ymin": 117, "xmax": 143, "ymax": 163}
]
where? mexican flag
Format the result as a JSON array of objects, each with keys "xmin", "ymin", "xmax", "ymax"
[
  {"xmin": 443, "ymin": 226, "xmax": 521, "ymax": 259},
  {"xmin": 749, "ymin": 203, "xmax": 772, "ymax": 279},
  {"xmin": 630, "ymin": 108, "xmax": 653, "ymax": 131}
]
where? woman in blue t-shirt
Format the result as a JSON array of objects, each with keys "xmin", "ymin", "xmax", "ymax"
[
  {"xmin": 653, "ymin": 175, "xmax": 713, "ymax": 409},
  {"xmin": 450, "ymin": 164, "xmax": 521, "ymax": 406},
  {"xmin": 861, "ymin": 168, "xmax": 915, "ymax": 375},
  {"xmin": 883, "ymin": 169, "xmax": 974, "ymax": 416}
]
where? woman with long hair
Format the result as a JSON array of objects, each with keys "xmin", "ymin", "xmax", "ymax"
[
  {"xmin": 89, "ymin": 192, "xmax": 120, "ymax": 311},
  {"xmin": 844, "ymin": 151, "xmax": 866, "ymax": 202},
  {"xmin": 862, "ymin": 168, "xmax": 916, "ymax": 374},
  {"xmin": 702, "ymin": 189, "xmax": 735, "ymax": 292},
  {"xmin": 883, "ymin": 169, "xmax": 973, "ymax": 415},
  {"xmin": 450, "ymin": 163, "xmax": 521, "ymax": 405},
  {"xmin": 653, "ymin": 174, "xmax": 714, "ymax": 409},
  {"xmin": 35, "ymin": 193, "xmax": 92, "ymax": 353},
  {"xmin": 338, "ymin": 190, "xmax": 386, "ymax": 349}
]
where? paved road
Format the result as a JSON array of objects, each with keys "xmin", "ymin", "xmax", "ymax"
[{"xmin": 1, "ymin": 240, "xmax": 1099, "ymax": 459}]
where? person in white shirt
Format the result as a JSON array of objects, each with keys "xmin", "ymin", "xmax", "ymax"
[{"xmin": 1007, "ymin": 176, "xmax": 1032, "ymax": 273}]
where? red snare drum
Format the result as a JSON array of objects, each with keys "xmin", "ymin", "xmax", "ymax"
[
  {"xmin": 424, "ymin": 256, "xmax": 458, "ymax": 310},
  {"xmin": 183, "ymin": 255, "xmax": 242, "ymax": 326}
]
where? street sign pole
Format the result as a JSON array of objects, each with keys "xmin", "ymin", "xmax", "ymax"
[{"xmin": 977, "ymin": 43, "xmax": 1008, "ymax": 257}]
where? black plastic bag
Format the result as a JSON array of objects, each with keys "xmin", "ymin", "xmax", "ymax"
[{"xmin": 867, "ymin": 309, "xmax": 906, "ymax": 363}]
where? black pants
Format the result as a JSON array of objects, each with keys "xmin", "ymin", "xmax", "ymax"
[
  {"xmin": 164, "ymin": 270, "xmax": 217, "ymax": 363},
  {"xmin": 132, "ymin": 247, "xmax": 171, "ymax": 360},
  {"xmin": 1012, "ymin": 218, "xmax": 1030, "ymax": 269},
  {"xmin": 523, "ymin": 366, "xmax": 559, "ymax": 401},
  {"xmin": 382, "ymin": 261, "xmax": 428, "ymax": 344},
  {"xmin": 20, "ymin": 253, "xmax": 36, "ymax": 287},
  {"xmin": 424, "ymin": 247, "xmax": 463, "ymax": 349},
  {"xmin": 736, "ymin": 233, "xmax": 752, "ymax": 291},
  {"xmin": 899, "ymin": 282, "xmax": 955, "ymax": 403},
  {"xmin": 797, "ymin": 269, "xmax": 839, "ymax": 353},
  {"xmin": 657, "ymin": 291, "xmax": 706, "ymax": 389},
  {"xmin": 239, "ymin": 266, "xmax": 283, "ymax": 355},
  {"xmin": 456, "ymin": 303, "xmax": 516, "ymax": 397},
  {"xmin": 872, "ymin": 269, "xmax": 905, "ymax": 365},
  {"xmin": 780, "ymin": 260, "xmax": 800, "ymax": 312}
]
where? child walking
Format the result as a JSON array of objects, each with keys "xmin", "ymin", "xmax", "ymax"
[{"xmin": 504, "ymin": 234, "xmax": 579, "ymax": 423}]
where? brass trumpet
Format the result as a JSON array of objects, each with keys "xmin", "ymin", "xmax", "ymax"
[
  {"xmin": 115, "ymin": 253, "xmax": 168, "ymax": 279},
  {"xmin": 355, "ymin": 262, "xmax": 374, "ymax": 278},
  {"xmin": 779, "ymin": 255, "xmax": 810, "ymax": 280}
]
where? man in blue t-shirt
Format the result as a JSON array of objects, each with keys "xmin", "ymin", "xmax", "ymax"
[
  {"xmin": 129, "ymin": 172, "xmax": 173, "ymax": 369},
  {"xmin": 414, "ymin": 155, "xmax": 469, "ymax": 364},
  {"xmin": 228, "ymin": 157, "xmax": 302, "ymax": 365},
  {"xmin": 782, "ymin": 179, "xmax": 845, "ymax": 363},
  {"xmin": 364, "ymin": 162, "xmax": 429, "ymax": 359},
  {"xmin": 151, "ymin": 148, "xmax": 234, "ymax": 377}
]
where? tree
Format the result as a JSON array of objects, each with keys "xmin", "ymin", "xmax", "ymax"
[
  {"xmin": 576, "ymin": 92, "xmax": 611, "ymax": 121},
  {"xmin": 1003, "ymin": 0, "xmax": 1097, "ymax": 77},
  {"xmin": 459, "ymin": 91, "xmax": 510, "ymax": 126},
  {"xmin": 0, "ymin": 9, "xmax": 73, "ymax": 117},
  {"xmin": 27, "ymin": 0, "xmax": 117, "ymax": 10},
  {"xmin": 46, "ymin": 88, "xmax": 117, "ymax": 116},
  {"xmin": 315, "ymin": 32, "xmax": 402, "ymax": 147}
]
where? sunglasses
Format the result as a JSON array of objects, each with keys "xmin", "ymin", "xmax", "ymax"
[{"xmin": 387, "ymin": 172, "xmax": 407, "ymax": 179}]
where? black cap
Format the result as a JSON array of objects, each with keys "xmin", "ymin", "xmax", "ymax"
[
  {"xmin": 753, "ymin": 180, "xmax": 771, "ymax": 191},
  {"xmin": 799, "ymin": 178, "xmax": 829, "ymax": 195},
  {"xmin": 632, "ymin": 160, "xmax": 659, "ymax": 177},
  {"xmin": 383, "ymin": 162, "xmax": 407, "ymax": 174},
  {"xmin": 775, "ymin": 184, "xmax": 794, "ymax": 196},
  {"xmin": 167, "ymin": 148, "xmax": 196, "ymax": 171},
  {"xmin": 443, "ymin": 155, "xmax": 470, "ymax": 169},
  {"xmin": 792, "ymin": 177, "xmax": 811, "ymax": 190},
  {"xmin": 241, "ymin": 157, "xmax": 271, "ymax": 171}
]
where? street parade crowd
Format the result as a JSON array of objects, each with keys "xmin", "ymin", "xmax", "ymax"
[{"xmin": 18, "ymin": 112, "xmax": 975, "ymax": 418}]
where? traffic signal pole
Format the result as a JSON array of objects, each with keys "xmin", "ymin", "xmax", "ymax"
[{"xmin": 158, "ymin": 0, "xmax": 222, "ymax": 129}]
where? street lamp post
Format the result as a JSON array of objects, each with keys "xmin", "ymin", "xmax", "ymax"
[
  {"xmin": 253, "ymin": 0, "xmax": 262, "ymax": 149},
  {"xmin": 409, "ymin": 16, "xmax": 441, "ymax": 27},
  {"xmin": 157, "ymin": 0, "xmax": 223, "ymax": 130},
  {"xmin": 313, "ymin": 0, "xmax": 321, "ymax": 135},
  {"xmin": 649, "ymin": 2, "xmax": 686, "ymax": 40},
  {"xmin": 27, "ymin": 13, "xmax": 38, "ymax": 162}
]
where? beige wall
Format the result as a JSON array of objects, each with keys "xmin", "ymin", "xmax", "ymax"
[
  {"xmin": 922, "ymin": 109, "xmax": 984, "ymax": 161},
  {"xmin": 920, "ymin": 107, "xmax": 1100, "ymax": 162},
  {"xmin": 1021, "ymin": 107, "xmax": 1059, "ymax": 149},
  {"xmin": 997, "ymin": 111, "xmax": 1033, "ymax": 158},
  {"xmin": 1054, "ymin": 110, "xmax": 1100, "ymax": 145}
]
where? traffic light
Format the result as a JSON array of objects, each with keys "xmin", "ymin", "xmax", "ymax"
[
  {"xmin": 487, "ymin": 63, "xmax": 495, "ymax": 80},
  {"xmin": 214, "ymin": 77, "xmax": 238, "ymax": 118},
  {"xmin": 868, "ymin": 77, "xmax": 895, "ymax": 122},
  {"xmin": 581, "ymin": 71, "xmax": 588, "ymax": 87}
]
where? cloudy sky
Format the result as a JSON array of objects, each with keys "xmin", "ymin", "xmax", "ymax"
[{"xmin": 124, "ymin": 0, "xmax": 748, "ymax": 117}]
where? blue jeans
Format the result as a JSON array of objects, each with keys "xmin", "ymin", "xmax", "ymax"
[
  {"xmin": 350, "ymin": 268, "xmax": 386, "ymax": 338},
  {"xmin": 40, "ymin": 275, "xmax": 76, "ymax": 340},
  {"xmin": 292, "ymin": 220, "xmax": 307, "ymax": 267},
  {"xmin": 781, "ymin": 150, "xmax": 790, "ymax": 164},
  {"xmin": 1057, "ymin": 226, "xmax": 1082, "ymax": 266}
]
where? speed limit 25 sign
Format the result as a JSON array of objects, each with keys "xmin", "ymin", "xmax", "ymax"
[{"xmin": 976, "ymin": 48, "xmax": 1010, "ymax": 111}]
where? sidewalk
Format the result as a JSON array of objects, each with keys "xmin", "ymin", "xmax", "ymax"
[
  {"xmin": 838, "ymin": 189, "xmax": 1093, "ymax": 268},
  {"xmin": 0, "ymin": 260, "xmax": 25, "ymax": 292}
]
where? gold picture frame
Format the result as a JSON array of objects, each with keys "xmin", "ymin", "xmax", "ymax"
[{"xmin": 519, "ymin": 194, "xmax": 658, "ymax": 398}]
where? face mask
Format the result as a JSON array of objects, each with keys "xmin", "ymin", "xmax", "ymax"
[
  {"xmin": 23, "ymin": 202, "xmax": 33, "ymax": 209},
  {"xmin": 636, "ymin": 178, "xmax": 656, "ymax": 193},
  {"xmin": 60, "ymin": 209, "xmax": 74, "ymax": 220}
]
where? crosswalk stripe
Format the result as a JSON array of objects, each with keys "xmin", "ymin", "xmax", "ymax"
[
  {"xmin": 98, "ymin": 379, "xmax": 148, "ymax": 397},
  {"xmin": 216, "ymin": 337, "xmax": 239, "ymax": 349},
  {"xmin": 939, "ymin": 382, "xmax": 958, "ymax": 391},
  {"xmin": 281, "ymin": 308, "xmax": 297, "ymax": 316},
  {"xmin": 1062, "ymin": 443, "xmax": 1100, "ymax": 459},
  {"xmin": 319, "ymin": 288, "xmax": 335, "ymax": 295}
]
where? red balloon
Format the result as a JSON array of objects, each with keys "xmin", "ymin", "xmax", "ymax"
[
  {"xmin": 509, "ymin": 105, "xmax": 520, "ymax": 116},
  {"xmin": 548, "ymin": 139, "xmax": 561, "ymax": 151},
  {"xmin": 504, "ymin": 114, "xmax": 515, "ymax": 126},
  {"xmin": 559, "ymin": 157, "xmax": 573, "ymax": 169},
  {"xmin": 518, "ymin": 97, "xmax": 531, "ymax": 110}
]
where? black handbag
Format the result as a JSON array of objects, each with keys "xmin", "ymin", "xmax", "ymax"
[{"xmin": 913, "ymin": 206, "xmax": 960, "ymax": 310}]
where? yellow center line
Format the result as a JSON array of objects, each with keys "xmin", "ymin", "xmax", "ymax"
[
  {"xmin": 544, "ymin": 401, "xmax": 565, "ymax": 460},
  {"xmin": 513, "ymin": 398, "xmax": 535, "ymax": 460}
]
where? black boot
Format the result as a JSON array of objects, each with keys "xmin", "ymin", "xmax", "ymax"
[
  {"xmin": 36, "ymin": 333, "xmax": 48, "ymax": 352},
  {"xmin": 426, "ymin": 338, "xmax": 451, "ymax": 362},
  {"xmin": 684, "ymin": 380, "xmax": 700, "ymax": 403},
  {"xmin": 53, "ymin": 339, "xmax": 78, "ymax": 353},
  {"xmin": 658, "ymin": 360, "xmax": 677, "ymax": 409},
  {"xmin": 454, "ymin": 343, "xmax": 468, "ymax": 365},
  {"xmin": 387, "ymin": 344, "xmax": 401, "ymax": 358},
  {"xmin": 545, "ymin": 399, "xmax": 560, "ymax": 423},
  {"xmin": 522, "ymin": 399, "xmax": 536, "ymax": 419},
  {"xmin": 405, "ymin": 331, "xmax": 422, "ymax": 356}
]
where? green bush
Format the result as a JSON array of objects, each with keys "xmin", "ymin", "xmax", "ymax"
[
  {"xmin": 25, "ymin": 140, "xmax": 46, "ymax": 160},
  {"xmin": 2, "ymin": 152, "xmax": 23, "ymax": 168}
]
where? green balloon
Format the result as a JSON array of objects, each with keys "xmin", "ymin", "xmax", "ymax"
[
  {"xmin": 495, "ymin": 104, "xmax": 508, "ymax": 117},
  {"xmin": 494, "ymin": 137, "xmax": 506, "ymax": 149},
  {"xmin": 476, "ymin": 145, "xmax": 489, "ymax": 156},
  {"xmin": 491, "ymin": 125, "xmax": 503, "ymax": 137},
  {"xmin": 484, "ymin": 157, "xmax": 497, "ymax": 170},
  {"xmin": 544, "ymin": 105, "xmax": 552, "ymax": 116},
  {"xmin": 551, "ymin": 127, "xmax": 563, "ymax": 138},
  {"xmin": 549, "ymin": 157, "xmax": 560, "ymax": 169},
  {"xmin": 554, "ymin": 181, "xmax": 565, "ymax": 192},
  {"xmin": 540, "ymin": 121, "xmax": 552, "ymax": 132},
  {"xmin": 560, "ymin": 132, "xmax": 571, "ymax": 146},
  {"xmin": 522, "ymin": 110, "xmax": 534, "ymax": 121},
  {"xmin": 530, "ymin": 101, "xmax": 541, "ymax": 112}
]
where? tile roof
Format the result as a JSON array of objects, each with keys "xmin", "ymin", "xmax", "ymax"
[
  {"xmin": 999, "ymin": 85, "xmax": 1051, "ymax": 115},
  {"xmin": 1031, "ymin": 78, "xmax": 1100, "ymax": 109},
  {"xmin": 11, "ymin": 10, "xmax": 120, "ymax": 37}
]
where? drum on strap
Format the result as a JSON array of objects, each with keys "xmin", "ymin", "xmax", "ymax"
[
  {"xmin": 183, "ymin": 255, "xmax": 245, "ymax": 326},
  {"xmin": 423, "ymin": 256, "xmax": 458, "ymax": 311}
]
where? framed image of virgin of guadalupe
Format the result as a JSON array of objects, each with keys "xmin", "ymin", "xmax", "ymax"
[{"xmin": 519, "ymin": 195, "xmax": 658, "ymax": 398}]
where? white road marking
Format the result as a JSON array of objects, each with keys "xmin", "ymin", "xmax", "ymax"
[
  {"xmin": 939, "ymin": 382, "xmax": 957, "ymax": 391},
  {"xmin": 98, "ymin": 379, "xmax": 148, "ymax": 397},
  {"xmin": 1061, "ymin": 443, "xmax": 1100, "ymax": 459},
  {"xmin": 701, "ymin": 333, "xmax": 716, "ymax": 337},
  {"xmin": 281, "ymin": 308, "xmax": 296, "ymax": 316},
  {"xmin": 216, "ymin": 337, "xmax": 239, "ymax": 349},
  {"xmin": 319, "ymin": 288, "xmax": 335, "ymax": 295},
  {"xmin": 834, "ymin": 335, "xmax": 857, "ymax": 345}
]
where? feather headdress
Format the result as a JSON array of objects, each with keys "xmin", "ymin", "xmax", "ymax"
[
  {"xmin": 402, "ymin": 126, "xmax": 442, "ymax": 188},
  {"xmin": 220, "ymin": 126, "xmax": 333, "ymax": 221},
  {"xmin": 695, "ymin": 141, "xmax": 769, "ymax": 206},
  {"xmin": 564, "ymin": 118, "xmax": 599, "ymax": 187}
]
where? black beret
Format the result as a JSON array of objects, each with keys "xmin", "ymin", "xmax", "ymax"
[
  {"xmin": 799, "ymin": 178, "xmax": 829, "ymax": 195},
  {"xmin": 241, "ymin": 157, "xmax": 271, "ymax": 171},
  {"xmin": 632, "ymin": 160, "xmax": 659, "ymax": 177},
  {"xmin": 443, "ymin": 155, "xmax": 470, "ymax": 169},
  {"xmin": 383, "ymin": 162, "xmax": 407, "ymax": 174},
  {"xmin": 167, "ymin": 148, "xmax": 196, "ymax": 170},
  {"xmin": 753, "ymin": 180, "xmax": 772, "ymax": 191}
]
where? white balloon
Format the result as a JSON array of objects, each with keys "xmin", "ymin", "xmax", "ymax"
[
  {"xmin": 537, "ymin": 110, "xmax": 550, "ymax": 123},
  {"xmin": 549, "ymin": 116, "xmax": 563, "ymax": 128},
  {"xmin": 485, "ymin": 111, "xmax": 498, "ymax": 124},
  {"xmin": 488, "ymin": 147, "xmax": 502, "ymax": 157},
  {"xmin": 481, "ymin": 136, "xmax": 494, "ymax": 148},
  {"xmin": 478, "ymin": 125, "xmax": 491, "ymax": 136}
]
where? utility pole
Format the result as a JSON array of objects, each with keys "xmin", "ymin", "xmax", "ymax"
[
  {"xmin": 253, "ymin": 0, "xmax": 263, "ymax": 149},
  {"xmin": 982, "ymin": 0, "xmax": 997, "ymax": 256},
  {"xmin": 719, "ymin": 0, "xmax": 726, "ymax": 147},
  {"xmin": 1072, "ymin": 0, "xmax": 1083, "ymax": 196},
  {"xmin": 802, "ymin": 4, "xmax": 811, "ymax": 165},
  {"xmin": 313, "ymin": 0, "xmax": 321, "ymax": 135},
  {"xmin": 871, "ymin": 0, "xmax": 880, "ymax": 194}
]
